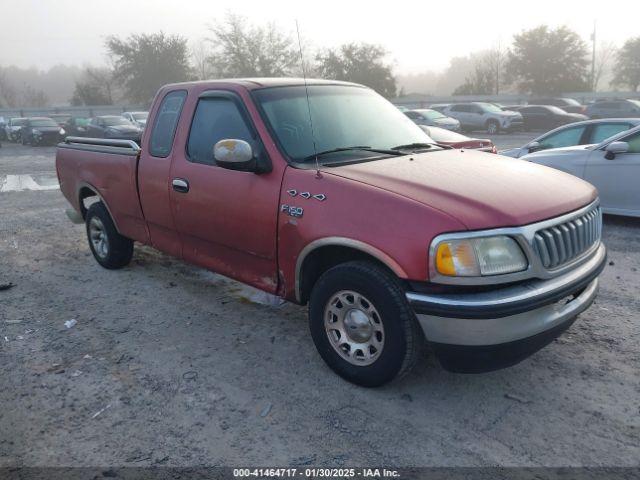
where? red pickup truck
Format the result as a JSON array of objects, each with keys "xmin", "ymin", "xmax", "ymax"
[{"xmin": 56, "ymin": 79, "xmax": 606, "ymax": 387}]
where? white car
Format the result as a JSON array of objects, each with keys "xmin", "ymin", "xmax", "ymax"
[
  {"xmin": 5, "ymin": 117, "xmax": 28, "ymax": 142},
  {"xmin": 521, "ymin": 125, "xmax": 640, "ymax": 217},
  {"xmin": 122, "ymin": 111, "xmax": 148, "ymax": 128},
  {"xmin": 500, "ymin": 118, "xmax": 640, "ymax": 158}
]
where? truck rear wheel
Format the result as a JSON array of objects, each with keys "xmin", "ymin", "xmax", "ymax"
[
  {"xmin": 309, "ymin": 261, "xmax": 424, "ymax": 387},
  {"xmin": 85, "ymin": 202, "xmax": 133, "ymax": 269}
]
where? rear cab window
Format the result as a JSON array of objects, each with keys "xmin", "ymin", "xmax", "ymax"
[{"xmin": 149, "ymin": 90, "xmax": 187, "ymax": 158}]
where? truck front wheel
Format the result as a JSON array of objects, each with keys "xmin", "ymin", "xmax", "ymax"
[
  {"xmin": 309, "ymin": 261, "xmax": 424, "ymax": 387},
  {"xmin": 85, "ymin": 202, "xmax": 133, "ymax": 269}
]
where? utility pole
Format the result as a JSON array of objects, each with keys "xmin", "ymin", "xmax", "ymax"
[
  {"xmin": 496, "ymin": 38, "xmax": 501, "ymax": 96},
  {"xmin": 590, "ymin": 21, "xmax": 597, "ymax": 91}
]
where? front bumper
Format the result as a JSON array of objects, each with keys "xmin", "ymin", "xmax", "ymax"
[{"xmin": 406, "ymin": 243, "xmax": 606, "ymax": 372}]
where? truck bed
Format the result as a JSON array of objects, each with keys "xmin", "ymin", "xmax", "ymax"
[{"xmin": 55, "ymin": 137, "xmax": 149, "ymax": 244}]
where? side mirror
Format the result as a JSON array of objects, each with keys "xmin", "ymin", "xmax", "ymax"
[
  {"xmin": 604, "ymin": 141, "xmax": 629, "ymax": 160},
  {"xmin": 527, "ymin": 141, "xmax": 542, "ymax": 153},
  {"xmin": 214, "ymin": 139, "xmax": 258, "ymax": 172}
]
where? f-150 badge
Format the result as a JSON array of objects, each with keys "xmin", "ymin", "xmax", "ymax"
[{"xmin": 281, "ymin": 204, "xmax": 303, "ymax": 218}]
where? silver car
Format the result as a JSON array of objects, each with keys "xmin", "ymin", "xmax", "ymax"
[
  {"xmin": 404, "ymin": 109, "xmax": 461, "ymax": 131},
  {"xmin": 521, "ymin": 125, "xmax": 640, "ymax": 217},
  {"xmin": 500, "ymin": 118, "xmax": 640, "ymax": 158},
  {"xmin": 122, "ymin": 111, "xmax": 149, "ymax": 129},
  {"xmin": 444, "ymin": 102, "xmax": 523, "ymax": 134}
]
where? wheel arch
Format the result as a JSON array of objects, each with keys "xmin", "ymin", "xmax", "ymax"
[
  {"xmin": 76, "ymin": 182, "xmax": 122, "ymax": 233},
  {"xmin": 295, "ymin": 237, "xmax": 408, "ymax": 304}
]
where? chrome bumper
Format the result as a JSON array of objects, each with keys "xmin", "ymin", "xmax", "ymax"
[{"xmin": 407, "ymin": 243, "xmax": 605, "ymax": 346}]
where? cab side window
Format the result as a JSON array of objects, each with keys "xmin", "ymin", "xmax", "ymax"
[
  {"xmin": 187, "ymin": 97, "xmax": 254, "ymax": 166},
  {"xmin": 590, "ymin": 123, "xmax": 632, "ymax": 144},
  {"xmin": 540, "ymin": 126, "xmax": 586, "ymax": 149},
  {"xmin": 149, "ymin": 90, "xmax": 187, "ymax": 158}
]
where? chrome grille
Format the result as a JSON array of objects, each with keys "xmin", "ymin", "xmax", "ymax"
[{"xmin": 534, "ymin": 205, "xmax": 602, "ymax": 270}]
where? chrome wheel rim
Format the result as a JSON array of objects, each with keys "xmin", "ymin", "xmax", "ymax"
[
  {"xmin": 487, "ymin": 123, "xmax": 497, "ymax": 134},
  {"xmin": 324, "ymin": 290, "xmax": 384, "ymax": 366},
  {"xmin": 89, "ymin": 217, "xmax": 109, "ymax": 259}
]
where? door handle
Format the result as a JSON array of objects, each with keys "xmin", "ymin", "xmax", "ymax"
[{"xmin": 172, "ymin": 178, "xmax": 189, "ymax": 193}]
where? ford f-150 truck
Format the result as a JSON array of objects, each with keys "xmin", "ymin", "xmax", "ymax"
[{"xmin": 56, "ymin": 79, "xmax": 606, "ymax": 387}]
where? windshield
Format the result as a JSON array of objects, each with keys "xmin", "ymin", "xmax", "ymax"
[
  {"xmin": 103, "ymin": 116, "xmax": 132, "ymax": 126},
  {"xmin": 417, "ymin": 109, "xmax": 446, "ymax": 120},
  {"xmin": 629, "ymin": 100, "xmax": 640, "ymax": 108},
  {"xmin": 30, "ymin": 118, "xmax": 58, "ymax": 127},
  {"xmin": 132, "ymin": 112, "xmax": 148, "ymax": 120},
  {"xmin": 11, "ymin": 118, "xmax": 27, "ymax": 126},
  {"xmin": 563, "ymin": 98, "xmax": 581, "ymax": 106},
  {"xmin": 253, "ymin": 85, "xmax": 434, "ymax": 163}
]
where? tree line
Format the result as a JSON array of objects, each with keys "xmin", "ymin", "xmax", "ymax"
[
  {"xmin": 453, "ymin": 25, "xmax": 640, "ymax": 96},
  {"xmin": 69, "ymin": 14, "xmax": 397, "ymax": 107},
  {"xmin": 2, "ymin": 16, "xmax": 640, "ymax": 109}
]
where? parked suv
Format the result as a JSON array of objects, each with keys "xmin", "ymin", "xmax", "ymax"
[
  {"xmin": 444, "ymin": 102, "xmax": 523, "ymax": 134},
  {"xmin": 586, "ymin": 100, "xmax": 640, "ymax": 119}
]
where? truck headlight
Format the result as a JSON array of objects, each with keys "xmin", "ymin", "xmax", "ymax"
[{"xmin": 434, "ymin": 236, "xmax": 527, "ymax": 277}]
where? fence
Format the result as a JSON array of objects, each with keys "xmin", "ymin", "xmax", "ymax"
[{"xmin": 0, "ymin": 105, "xmax": 145, "ymax": 120}]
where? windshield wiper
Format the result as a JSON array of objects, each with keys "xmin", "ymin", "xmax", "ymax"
[
  {"xmin": 303, "ymin": 146, "xmax": 403, "ymax": 162},
  {"xmin": 391, "ymin": 142, "xmax": 434, "ymax": 151}
]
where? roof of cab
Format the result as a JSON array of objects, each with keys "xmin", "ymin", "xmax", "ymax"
[{"xmin": 162, "ymin": 77, "xmax": 364, "ymax": 91}]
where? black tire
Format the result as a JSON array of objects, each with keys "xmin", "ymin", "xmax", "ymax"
[
  {"xmin": 486, "ymin": 119, "xmax": 500, "ymax": 134},
  {"xmin": 309, "ymin": 261, "xmax": 425, "ymax": 387},
  {"xmin": 85, "ymin": 202, "xmax": 133, "ymax": 269}
]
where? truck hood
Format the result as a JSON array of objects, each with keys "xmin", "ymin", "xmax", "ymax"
[{"xmin": 323, "ymin": 149, "xmax": 597, "ymax": 230}]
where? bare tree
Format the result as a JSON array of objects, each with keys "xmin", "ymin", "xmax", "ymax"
[
  {"xmin": 207, "ymin": 13, "xmax": 298, "ymax": 77},
  {"xmin": 0, "ymin": 68, "xmax": 18, "ymax": 108},
  {"xmin": 451, "ymin": 46, "xmax": 507, "ymax": 96},
  {"xmin": 70, "ymin": 67, "xmax": 117, "ymax": 106},
  {"xmin": 593, "ymin": 41, "xmax": 617, "ymax": 91},
  {"xmin": 21, "ymin": 84, "xmax": 49, "ymax": 107},
  {"xmin": 191, "ymin": 38, "xmax": 213, "ymax": 80}
]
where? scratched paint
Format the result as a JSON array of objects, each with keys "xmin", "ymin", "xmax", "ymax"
[{"xmin": 0, "ymin": 175, "xmax": 59, "ymax": 192}]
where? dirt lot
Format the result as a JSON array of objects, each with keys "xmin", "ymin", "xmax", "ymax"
[{"xmin": 1, "ymin": 138, "xmax": 639, "ymax": 468}]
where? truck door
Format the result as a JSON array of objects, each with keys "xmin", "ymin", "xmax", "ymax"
[
  {"xmin": 138, "ymin": 89, "xmax": 188, "ymax": 257},
  {"xmin": 168, "ymin": 90, "xmax": 281, "ymax": 293}
]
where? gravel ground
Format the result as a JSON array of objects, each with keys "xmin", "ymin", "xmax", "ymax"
[{"xmin": 1, "ymin": 141, "xmax": 639, "ymax": 468}]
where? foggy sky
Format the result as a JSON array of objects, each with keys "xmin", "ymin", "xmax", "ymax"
[{"xmin": 2, "ymin": 0, "xmax": 638, "ymax": 74}]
